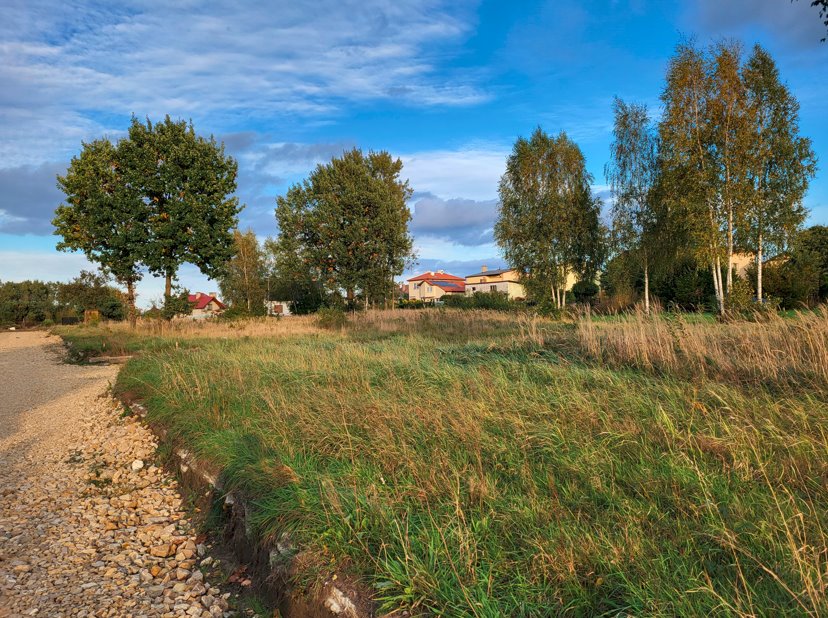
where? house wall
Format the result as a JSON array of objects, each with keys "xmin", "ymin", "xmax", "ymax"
[
  {"xmin": 465, "ymin": 270, "xmax": 526, "ymax": 300},
  {"xmin": 191, "ymin": 300, "xmax": 223, "ymax": 320},
  {"xmin": 408, "ymin": 281, "xmax": 447, "ymax": 302},
  {"xmin": 264, "ymin": 300, "xmax": 292, "ymax": 316}
]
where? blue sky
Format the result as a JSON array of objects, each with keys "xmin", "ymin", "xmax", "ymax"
[{"xmin": 1, "ymin": 0, "xmax": 826, "ymax": 306}]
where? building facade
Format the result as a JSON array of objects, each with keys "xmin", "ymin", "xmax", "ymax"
[
  {"xmin": 406, "ymin": 271, "xmax": 466, "ymax": 302},
  {"xmin": 464, "ymin": 266, "xmax": 526, "ymax": 300},
  {"xmin": 187, "ymin": 292, "xmax": 226, "ymax": 319}
]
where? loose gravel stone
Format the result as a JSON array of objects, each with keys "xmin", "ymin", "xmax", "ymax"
[{"xmin": 0, "ymin": 332, "xmax": 231, "ymax": 617}]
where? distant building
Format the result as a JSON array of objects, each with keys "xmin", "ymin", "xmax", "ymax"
[
  {"xmin": 264, "ymin": 300, "xmax": 292, "ymax": 316},
  {"xmin": 406, "ymin": 271, "xmax": 466, "ymax": 302},
  {"xmin": 188, "ymin": 292, "xmax": 226, "ymax": 319},
  {"xmin": 465, "ymin": 266, "xmax": 528, "ymax": 300}
]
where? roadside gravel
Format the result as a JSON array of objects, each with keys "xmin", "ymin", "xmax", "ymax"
[{"xmin": 0, "ymin": 331, "xmax": 230, "ymax": 617}]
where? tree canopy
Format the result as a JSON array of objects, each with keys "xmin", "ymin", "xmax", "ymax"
[
  {"xmin": 495, "ymin": 128, "xmax": 605, "ymax": 309},
  {"xmin": 274, "ymin": 148, "xmax": 414, "ymax": 308},
  {"xmin": 606, "ymin": 98, "xmax": 659, "ymax": 313},
  {"xmin": 54, "ymin": 117, "xmax": 241, "ymax": 323},
  {"xmin": 218, "ymin": 229, "xmax": 267, "ymax": 314}
]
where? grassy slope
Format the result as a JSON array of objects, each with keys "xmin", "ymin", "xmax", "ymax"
[{"xmin": 61, "ymin": 313, "xmax": 827, "ymax": 616}]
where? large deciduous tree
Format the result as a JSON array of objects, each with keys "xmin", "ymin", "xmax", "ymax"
[
  {"xmin": 605, "ymin": 98, "xmax": 659, "ymax": 314},
  {"xmin": 120, "ymin": 116, "xmax": 240, "ymax": 300},
  {"xmin": 495, "ymin": 128, "xmax": 604, "ymax": 310},
  {"xmin": 741, "ymin": 44, "xmax": 816, "ymax": 301},
  {"xmin": 659, "ymin": 41, "xmax": 738, "ymax": 314},
  {"xmin": 275, "ymin": 148, "xmax": 414, "ymax": 309},
  {"xmin": 218, "ymin": 229, "xmax": 267, "ymax": 314},
  {"xmin": 54, "ymin": 139, "xmax": 148, "ymax": 325}
]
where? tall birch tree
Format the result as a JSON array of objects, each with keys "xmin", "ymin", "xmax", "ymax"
[
  {"xmin": 709, "ymin": 41, "xmax": 751, "ymax": 297},
  {"xmin": 218, "ymin": 229, "xmax": 267, "ymax": 314},
  {"xmin": 659, "ymin": 41, "xmax": 728, "ymax": 313},
  {"xmin": 605, "ymin": 99, "xmax": 658, "ymax": 314},
  {"xmin": 495, "ymin": 128, "xmax": 603, "ymax": 310},
  {"xmin": 741, "ymin": 45, "xmax": 817, "ymax": 301}
]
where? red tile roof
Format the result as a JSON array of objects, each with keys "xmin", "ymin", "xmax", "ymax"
[
  {"xmin": 188, "ymin": 293, "xmax": 226, "ymax": 311},
  {"xmin": 407, "ymin": 271, "xmax": 464, "ymax": 283}
]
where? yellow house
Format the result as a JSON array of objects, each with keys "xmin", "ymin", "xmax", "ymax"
[
  {"xmin": 406, "ymin": 271, "xmax": 466, "ymax": 302},
  {"xmin": 465, "ymin": 266, "xmax": 580, "ymax": 300},
  {"xmin": 465, "ymin": 266, "xmax": 526, "ymax": 300}
]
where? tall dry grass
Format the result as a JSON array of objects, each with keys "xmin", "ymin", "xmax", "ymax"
[{"xmin": 575, "ymin": 306, "xmax": 828, "ymax": 391}]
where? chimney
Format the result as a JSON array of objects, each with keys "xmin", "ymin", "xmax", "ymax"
[
  {"xmin": 481, "ymin": 265, "xmax": 488, "ymax": 272},
  {"xmin": 195, "ymin": 292, "xmax": 202, "ymax": 299},
  {"xmin": 438, "ymin": 269, "xmax": 444, "ymax": 274},
  {"xmin": 210, "ymin": 291, "xmax": 217, "ymax": 297},
  {"xmin": 429, "ymin": 271, "xmax": 434, "ymax": 276}
]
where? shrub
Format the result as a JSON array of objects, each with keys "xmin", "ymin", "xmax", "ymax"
[
  {"xmin": 317, "ymin": 306, "xmax": 346, "ymax": 330},
  {"xmin": 161, "ymin": 288, "xmax": 193, "ymax": 321},
  {"xmin": 397, "ymin": 299, "xmax": 426, "ymax": 309},
  {"xmin": 443, "ymin": 291, "xmax": 515, "ymax": 311},
  {"xmin": 572, "ymin": 280, "xmax": 599, "ymax": 304}
]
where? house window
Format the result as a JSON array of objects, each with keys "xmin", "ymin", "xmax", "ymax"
[
  {"xmin": 427, "ymin": 285, "xmax": 432, "ymax": 292},
  {"xmin": 490, "ymin": 285, "xmax": 497, "ymax": 292},
  {"xmin": 471, "ymin": 286, "xmax": 476, "ymax": 291}
]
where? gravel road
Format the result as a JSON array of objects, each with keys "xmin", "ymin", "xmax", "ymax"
[{"xmin": 0, "ymin": 331, "xmax": 229, "ymax": 617}]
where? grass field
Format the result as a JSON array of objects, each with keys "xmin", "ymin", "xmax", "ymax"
[{"xmin": 55, "ymin": 309, "xmax": 828, "ymax": 616}]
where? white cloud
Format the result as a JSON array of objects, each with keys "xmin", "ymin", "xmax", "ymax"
[
  {"xmin": 0, "ymin": 0, "xmax": 487, "ymax": 167},
  {"xmin": 402, "ymin": 146, "xmax": 508, "ymax": 201},
  {"xmin": 0, "ymin": 250, "xmax": 94, "ymax": 283}
]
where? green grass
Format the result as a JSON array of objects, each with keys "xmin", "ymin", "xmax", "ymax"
[{"xmin": 60, "ymin": 312, "xmax": 827, "ymax": 616}]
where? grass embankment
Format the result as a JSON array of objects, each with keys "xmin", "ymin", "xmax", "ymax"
[{"xmin": 59, "ymin": 310, "xmax": 828, "ymax": 616}]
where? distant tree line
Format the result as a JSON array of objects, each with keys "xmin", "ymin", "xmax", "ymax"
[{"xmin": 0, "ymin": 271, "xmax": 125, "ymax": 326}]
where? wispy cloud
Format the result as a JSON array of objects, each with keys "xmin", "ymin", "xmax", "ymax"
[
  {"xmin": 401, "ymin": 146, "xmax": 508, "ymax": 201},
  {"xmin": 0, "ymin": 0, "xmax": 488, "ymax": 166}
]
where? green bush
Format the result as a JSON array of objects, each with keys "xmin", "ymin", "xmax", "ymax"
[
  {"xmin": 317, "ymin": 306, "xmax": 347, "ymax": 329},
  {"xmin": 443, "ymin": 291, "xmax": 515, "ymax": 311},
  {"xmin": 161, "ymin": 288, "xmax": 193, "ymax": 321},
  {"xmin": 572, "ymin": 280, "xmax": 599, "ymax": 304},
  {"xmin": 397, "ymin": 299, "xmax": 426, "ymax": 309}
]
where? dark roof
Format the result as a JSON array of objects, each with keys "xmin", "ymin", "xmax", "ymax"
[
  {"xmin": 465, "ymin": 268, "xmax": 514, "ymax": 278},
  {"xmin": 432, "ymin": 281, "xmax": 466, "ymax": 293}
]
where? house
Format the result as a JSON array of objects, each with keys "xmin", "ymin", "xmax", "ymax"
[
  {"xmin": 406, "ymin": 271, "xmax": 466, "ymax": 302},
  {"xmin": 465, "ymin": 266, "xmax": 528, "ymax": 300},
  {"xmin": 188, "ymin": 292, "xmax": 226, "ymax": 319},
  {"xmin": 732, "ymin": 252, "xmax": 755, "ymax": 278}
]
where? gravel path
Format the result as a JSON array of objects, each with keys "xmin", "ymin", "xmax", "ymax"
[{"xmin": 0, "ymin": 331, "xmax": 229, "ymax": 617}]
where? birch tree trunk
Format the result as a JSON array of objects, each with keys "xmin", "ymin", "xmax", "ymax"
[
  {"xmin": 757, "ymin": 231, "xmax": 763, "ymax": 303},
  {"xmin": 643, "ymin": 256, "xmax": 650, "ymax": 315},
  {"xmin": 726, "ymin": 204, "xmax": 734, "ymax": 296},
  {"xmin": 713, "ymin": 255, "xmax": 725, "ymax": 314}
]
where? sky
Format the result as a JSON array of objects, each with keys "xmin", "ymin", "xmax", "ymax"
[{"xmin": 1, "ymin": 0, "xmax": 826, "ymax": 307}]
